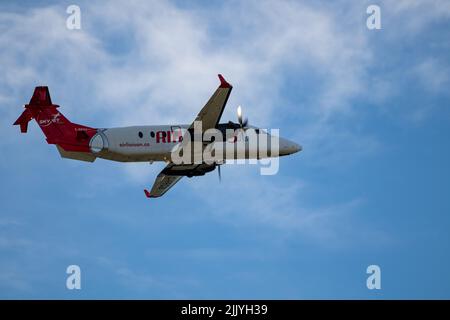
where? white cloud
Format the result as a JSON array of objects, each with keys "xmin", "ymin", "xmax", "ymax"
[
  {"xmin": 414, "ymin": 58, "xmax": 449, "ymax": 93},
  {"xmin": 0, "ymin": 1, "xmax": 376, "ymax": 178},
  {"xmin": 1, "ymin": 1, "xmax": 373, "ymax": 161},
  {"xmin": 187, "ymin": 165, "xmax": 387, "ymax": 247},
  {"xmin": 122, "ymin": 162, "xmax": 162, "ymax": 184},
  {"xmin": 86, "ymin": 0, "xmax": 372, "ymax": 125},
  {"xmin": 386, "ymin": 0, "xmax": 450, "ymax": 32}
]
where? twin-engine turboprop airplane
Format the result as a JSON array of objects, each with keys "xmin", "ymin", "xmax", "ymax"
[{"xmin": 14, "ymin": 74, "xmax": 301, "ymax": 198}]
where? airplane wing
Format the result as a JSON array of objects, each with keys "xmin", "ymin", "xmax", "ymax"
[
  {"xmin": 146, "ymin": 75, "xmax": 231, "ymax": 198},
  {"xmin": 188, "ymin": 74, "xmax": 233, "ymax": 131},
  {"xmin": 144, "ymin": 163, "xmax": 217, "ymax": 198},
  {"xmin": 144, "ymin": 166, "xmax": 183, "ymax": 198}
]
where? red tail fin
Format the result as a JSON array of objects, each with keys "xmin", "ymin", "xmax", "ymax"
[{"xmin": 14, "ymin": 86, "xmax": 97, "ymax": 152}]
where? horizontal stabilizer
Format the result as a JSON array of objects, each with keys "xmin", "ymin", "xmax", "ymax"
[
  {"xmin": 29, "ymin": 86, "xmax": 53, "ymax": 106},
  {"xmin": 13, "ymin": 109, "xmax": 33, "ymax": 133},
  {"xmin": 56, "ymin": 145, "xmax": 96, "ymax": 162}
]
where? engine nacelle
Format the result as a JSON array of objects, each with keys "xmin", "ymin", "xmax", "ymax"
[{"xmin": 162, "ymin": 163, "xmax": 217, "ymax": 177}]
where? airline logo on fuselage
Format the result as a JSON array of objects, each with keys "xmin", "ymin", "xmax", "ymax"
[
  {"xmin": 118, "ymin": 130, "xmax": 183, "ymax": 148},
  {"xmin": 155, "ymin": 130, "xmax": 183, "ymax": 143}
]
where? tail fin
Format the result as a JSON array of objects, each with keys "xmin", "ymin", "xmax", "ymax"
[
  {"xmin": 14, "ymin": 86, "xmax": 97, "ymax": 152},
  {"xmin": 14, "ymin": 86, "xmax": 53, "ymax": 133}
]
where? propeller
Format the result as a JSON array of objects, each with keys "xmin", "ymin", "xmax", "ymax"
[
  {"xmin": 235, "ymin": 105, "xmax": 249, "ymax": 142},
  {"xmin": 237, "ymin": 105, "xmax": 248, "ymax": 128}
]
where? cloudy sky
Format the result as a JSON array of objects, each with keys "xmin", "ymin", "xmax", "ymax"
[{"xmin": 1, "ymin": 0, "xmax": 450, "ymax": 298}]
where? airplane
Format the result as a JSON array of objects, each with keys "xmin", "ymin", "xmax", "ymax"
[{"xmin": 14, "ymin": 74, "xmax": 302, "ymax": 198}]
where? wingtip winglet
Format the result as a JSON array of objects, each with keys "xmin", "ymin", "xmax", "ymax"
[
  {"xmin": 144, "ymin": 189, "xmax": 152, "ymax": 198},
  {"xmin": 144, "ymin": 189, "xmax": 157, "ymax": 198},
  {"xmin": 218, "ymin": 74, "xmax": 232, "ymax": 88}
]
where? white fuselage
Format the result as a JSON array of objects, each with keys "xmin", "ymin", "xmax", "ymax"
[{"xmin": 90, "ymin": 124, "xmax": 301, "ymax": 163}]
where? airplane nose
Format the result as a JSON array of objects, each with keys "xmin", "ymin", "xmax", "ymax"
[
  {"xmin": 279, "ymin": 138, "xmax": 302, "ymax": 155},
  {"xmin": 288, "ymin": 142, "xmax": 302, "ymax": 154},
  {"xmin": 291, "ymin": 142, "xmax": 302, "ymax": 153}
]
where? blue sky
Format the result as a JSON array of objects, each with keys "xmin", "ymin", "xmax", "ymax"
[{"xmin": 1, "ymin": 0, "xmax": 450, "ymax": 299}]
